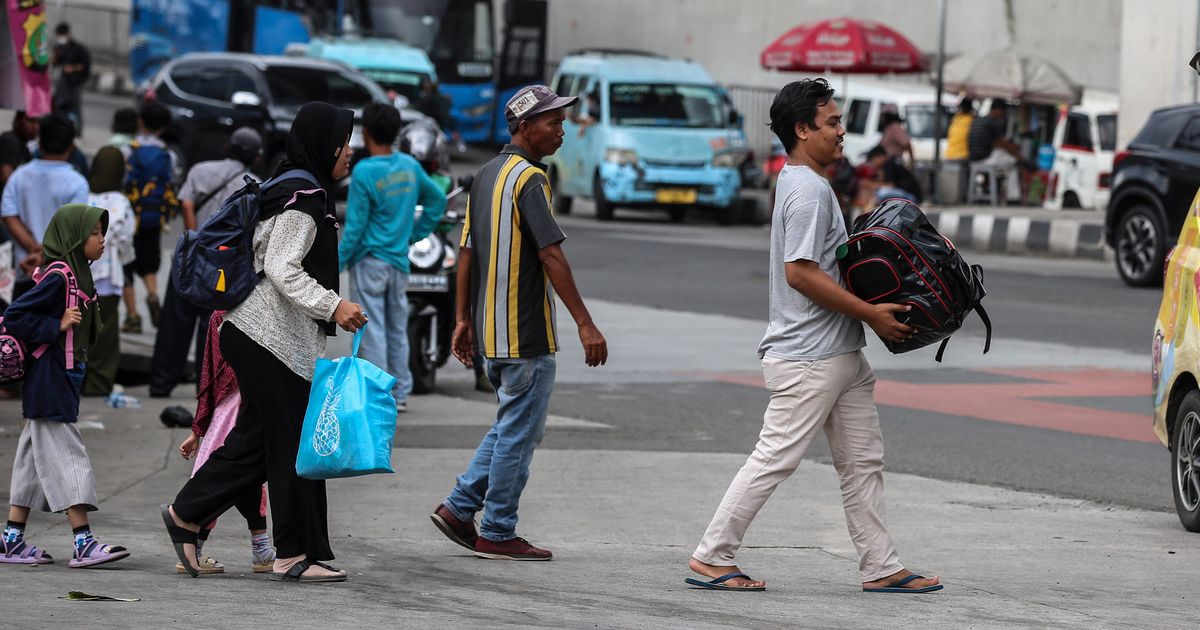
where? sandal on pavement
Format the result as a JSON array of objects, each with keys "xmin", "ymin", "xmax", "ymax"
[
  {"xmin": 0, "ymin": 539, "xmax": 54, "ymax": 565},
  {"xmin": 863, "ymin": 574, "xmax": 944, "ymax": 593},
  {"xmin": 684, "ymin": 572, "xmax": 766, "ymax": 591},
  {"xmin": 160, "ymin": 504, "xmax": 200, "ymax": 577},
  {"xmin": 269, "ymin": 559, "xmax": 347, "ymax": 583},
  {"xmin": 69, "ymin": 539, "xmax": 130, "ymax": 568},
  {"xmin": 175, "ymin": 555, "xmax": 224, "ymax": 575}
]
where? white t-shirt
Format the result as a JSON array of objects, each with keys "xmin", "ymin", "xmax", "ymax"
[
  {"xmin": 87, "ymin": 190, "xmax": 135, "ymax": 296},
  {"xmin": 758, "ymin": 164, "xmax": 865, "ymax": 361}
]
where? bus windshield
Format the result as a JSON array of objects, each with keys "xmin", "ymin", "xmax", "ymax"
[
  {"xmin": 609, "ymin": 83, "xmax": 726, "ymax": 128},
  {"xmin": 354, "ymin": 0, "xmax": 494, "ymax": 81}
]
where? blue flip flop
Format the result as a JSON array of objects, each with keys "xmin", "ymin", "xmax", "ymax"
[
  {"xmin": 863, "ymin": 574, "xmax": 944, "ymax": 593},
  {"xmin": 684, "ymin": 571, "xmax": 766, "ymax": 591}
]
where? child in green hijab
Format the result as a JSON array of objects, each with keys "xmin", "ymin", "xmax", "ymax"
[{"xmin": 0, "ymin": 203, "xmax": 131, "ymax": 568}]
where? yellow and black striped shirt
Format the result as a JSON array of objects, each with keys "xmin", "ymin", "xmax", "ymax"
[{"xmin": 460, "ymin": 145, "xmax": 566, "ymax": 359}]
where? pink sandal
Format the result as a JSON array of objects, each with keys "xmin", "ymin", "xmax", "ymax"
[
  {"xmin": 0, "ymin": 539, "xmax": 53, "ymax": 565},
  {"xmin": 69, "ymin": 539, "xmax": 129, "ymax": 568}
]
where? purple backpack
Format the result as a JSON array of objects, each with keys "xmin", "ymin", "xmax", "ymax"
[{"xmin": 0, "ymin": 261, "xmax": 96, "ymax": 384}]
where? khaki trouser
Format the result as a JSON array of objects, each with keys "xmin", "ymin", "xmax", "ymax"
[{"xmin": 693, "ymin": 350, "xmax": 904, "ymax": 581}]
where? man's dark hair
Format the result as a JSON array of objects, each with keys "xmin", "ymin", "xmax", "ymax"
[
  {"xmin": 111, "ymin": 108, "xmax": 138, "ymax": 135},
  {"xmin": 55, "ymin": 22, "xmax": 70, "ymax": 36},
  {"xmin": 139, "ymin": 102, "xmax": 171, "ymax": 133},
  {"xmin": 769, "ymin": 79, "xmax": 836, "ymax": 153},
  {"xmin": 879, "ymin": 111, "xmax": 901, "ymax": 128},
  {"xmin": 362, "ymin": 102, "xmax": 402, "ymax": 146},
  {"xmin": 865, "ymin": 145, "xmax": 887, "ymax": 160},
  {"xmin": 39, "ymin": 114, "xmax": 75, "ymax": 155},
  {"xmin": 226, "ymin": 143, "xmax": 258, "ymax": 167},
  {"xmin": 958, "ymin": 98, "xmax": 974, "ymax": 114}
]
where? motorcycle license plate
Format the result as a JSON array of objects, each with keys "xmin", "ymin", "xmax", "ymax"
[
  {"xmin": 655, "ymin": 188, "xmax": 697, "ymax": 204},
  {"xmin": 407, "ymin": 273, "xmax": 448, "ymax": 292}
]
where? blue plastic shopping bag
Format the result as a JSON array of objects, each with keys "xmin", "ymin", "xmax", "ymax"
[{"xmin": 296, "ymin": 323, "xmax": 398, "ymax": 480}]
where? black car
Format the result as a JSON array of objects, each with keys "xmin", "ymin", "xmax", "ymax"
[
  {"xmin": 139, "ymin": 52, "xmax": 389, "ymax": 176},
  {"xmin": 1106, "ymin": 103, "xmax": 1200, "ymax": 286}
]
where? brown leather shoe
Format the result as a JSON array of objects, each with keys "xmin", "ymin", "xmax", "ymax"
[
  {"xmin": 430, "ymin": 505, "xmax": 477, "ymax": 550},
  {"xmin": 474, "ymin": 536, "xmax": 552, "ymax": 561}
]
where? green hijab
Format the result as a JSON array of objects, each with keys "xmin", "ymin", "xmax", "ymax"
[
  {"xmin": 89, "ymin": 146, "xmax": 126, "ymax": 193},
  {"xmin": 41, "ymin": 204, "xmax": 108, "ymax": 362}
]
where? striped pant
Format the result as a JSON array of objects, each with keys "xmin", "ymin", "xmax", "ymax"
[{"xmin": 9, "ymin": 419, "xmax": 99, "ymax": 513}]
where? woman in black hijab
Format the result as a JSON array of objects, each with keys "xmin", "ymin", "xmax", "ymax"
[{"xmin": 162, "ymin": 103, "xmax": 368, "ymax": 583}]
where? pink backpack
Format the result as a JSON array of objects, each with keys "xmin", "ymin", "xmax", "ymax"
[{"xmin": 0, "ymin": 261, "xmax": 96, "ymax": 384}]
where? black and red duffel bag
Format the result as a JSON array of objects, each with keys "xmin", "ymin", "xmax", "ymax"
[{"xmin": 837, "ymin": 198, "xmax": 992, "ymax": 362}]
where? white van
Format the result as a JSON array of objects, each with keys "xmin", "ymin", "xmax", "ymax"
[
  {"xmin": 1043, "ymin": 92, "xmax": 1119, "ymax": 210},
  {"xmin": 837, "ymin": 78, "xmax": 958, "ymax": 165}
]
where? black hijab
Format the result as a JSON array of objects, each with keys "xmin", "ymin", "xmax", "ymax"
[{"xmin": 273, "ymin": 101, "xmax": 355, "ymax": 201}]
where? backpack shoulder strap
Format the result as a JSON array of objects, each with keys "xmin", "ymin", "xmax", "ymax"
[
  {"xmin": 262, "ymin": 169, "xmax": 320, "ymax": 192},
  {"xmin": 31, "ymin": 262, "xmax": 93, "ymax": 370}
]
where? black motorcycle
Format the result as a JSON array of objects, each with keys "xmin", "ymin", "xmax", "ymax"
[{"xmin": 406, "ymin": 187, "xmax": 465, "ymax": 394}]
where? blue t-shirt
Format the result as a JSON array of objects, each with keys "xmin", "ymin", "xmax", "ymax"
[
  {"xmin": 339, "ymin": 152, "xmax": 447, "ymax": 272},
  {"xmin": 0, "ymin": 159, "xmax": 89, "ymax": 269}
]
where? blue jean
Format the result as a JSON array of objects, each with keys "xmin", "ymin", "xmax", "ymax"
[
  {"xmin": 444, "ymin": 354, "xmax": 556, "ymax": 541},
  {"xmin": 349, "ymin": 255, "xmax": 411, "ymax": 404}
]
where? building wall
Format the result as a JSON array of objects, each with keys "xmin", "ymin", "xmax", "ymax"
[
  {"xmin": 1117, "ymin": 0, "xmax": 1200, "ymax": 147},
  {"xmin": 546, "ymin": 0, "xmax": 1123, "ymax": 91}
]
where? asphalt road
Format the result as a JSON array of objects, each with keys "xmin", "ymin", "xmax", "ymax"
[{"xmin": 75, "ymin": 91, "xmax": 1174, "ymax": 514}]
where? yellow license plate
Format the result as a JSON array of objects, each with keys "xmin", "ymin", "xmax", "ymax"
[{"xmin": 655, "ymin": 188, "xmax": 698, "ymax": 204}]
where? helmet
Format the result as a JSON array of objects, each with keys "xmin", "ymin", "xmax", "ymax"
[{"xmin": 399, "ymin": 120, "xmax": 445, "ymax": 172}]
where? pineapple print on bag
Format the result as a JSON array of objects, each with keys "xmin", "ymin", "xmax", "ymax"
[{"xmin": 312, "ymin": 377, "xmax": 341, "ymax": 457}]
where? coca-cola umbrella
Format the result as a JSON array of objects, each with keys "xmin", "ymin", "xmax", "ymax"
[{"xmin": 760, "ymin": 17, "xmax": 927, "ymax": 93}]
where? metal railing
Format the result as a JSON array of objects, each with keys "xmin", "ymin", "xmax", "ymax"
[
  {"xmin": 43, "ymin": 1, "xmax": 130, "ymax": 69},
  {"xmin": 726, "ymin": 84, "xmax": 778, "ymax": 158}
]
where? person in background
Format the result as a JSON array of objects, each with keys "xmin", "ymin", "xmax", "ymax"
[
  {"xmin": 879, "ymin": 111, "xmax": 914, "ymax": 165},
  {"xmin": 340, "ymin": 105, "xmax": 446, "ymax": 413},
  {"xmin": 944, "ymin": 98, "xmax": 975, "ymax": 203},
  {"xmin": 415, "ymin": 77, "xmax": 459, "ymax": 146},
  {"xmin": 82, "ymin": 147, "xmax": 136, "ymax": 397},
  {"xmin": 120, "ymin": 103, "xmax": 178, "ymax": 334},
  {"xmin": 0, "ymin": 112, "xmax": 38, "ymax": 195},
  {"xmin": 967, "ymin": 100, "xmax": 1022, "ymax": 202},
  {"xmin": 857, "ymin": 145, "xmax": 923, "ymax": 204},
  {"xmin": 51, "ymin": 23, "xmax": 91, "ymax": 136},
  {"xmin": 148, "ymin": 127, "xmax": 261, "ymax": 398},
  {"xmin": 945, "ymin": 98, "xmax": 974, "ymax": 161},
  {"xmin": 106, "ymin": 108, "xmax": 138, "ymax": 150},
  {"xmin": 1, "ymin": 115, "xmax": 89, "ymax": 299}
]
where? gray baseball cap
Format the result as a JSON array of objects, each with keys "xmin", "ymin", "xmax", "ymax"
[
  {"xmin": 505, "ymin": 85, "xmax": 578, "ymax": 133},
  {"xmin": 229, "ymin": 127, "xmax": 263, "ymax": 154}
]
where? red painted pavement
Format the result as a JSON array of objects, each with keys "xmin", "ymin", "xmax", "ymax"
[{"xmin": 683, "ymin": 367, "xmax": 1157, "ymax": 444}]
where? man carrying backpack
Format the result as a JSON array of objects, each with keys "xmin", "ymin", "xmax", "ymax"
[
  {"xmin": 121, "ymin": 103, "xmax": 178, "ymax": 334},
  {"xmin": 686, "ymin": 79, "xmax": 942, "ymax": 594},
  {"xmin": 149, "ymin": 128, "xmax": 261, "ymax": 398}
]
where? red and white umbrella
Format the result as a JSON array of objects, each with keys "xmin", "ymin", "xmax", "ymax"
[{"xmin": 760, "ymin": 18, "xmax": 926, "ymax": 75}]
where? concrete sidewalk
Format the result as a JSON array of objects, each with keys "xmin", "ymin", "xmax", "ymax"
[
  {"xmin": 0, "ymin": 385, "xmax": 1191, "ymax": 629},
  {"xmin": 925, "ymin": 205, "xmax": 1110, "ymax": 261}
]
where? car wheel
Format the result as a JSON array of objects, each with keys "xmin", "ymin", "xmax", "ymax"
[
  {"xmin": 668, "ymin": 207, "xmax": 687, "ymax": 223},
  {"xmin": 549, "ymin": 167, "xmax": 572, "ymax": 215},
  {"xmin": 1063, "ymin": 191, "xmax": 1082, "ymax": 209},
  {"xmin": 593, "ymin": 174, "xmax": 615, "ymax": 221},
  {"xmin": 715, "ymin": 204, "xmax": 737, "ymax": 226},
  {"xmin": 1172, "ymin": 390, "xmax": 1200, "ymax": 532},
  {"xmin": 1114, "ymin": 204, "xmax": 1166, "ymax": 287}
]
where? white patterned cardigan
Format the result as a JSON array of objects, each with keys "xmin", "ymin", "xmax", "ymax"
[{"xmin": 225, "ymin": 209, "xmax": 342, "ymax": 381}]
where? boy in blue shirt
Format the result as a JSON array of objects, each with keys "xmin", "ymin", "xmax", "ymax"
[{"xmin": 340, "ymin": 103, "xmax": 446, "ymax": 412}]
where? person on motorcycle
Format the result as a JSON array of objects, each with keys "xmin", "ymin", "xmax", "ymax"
[
  {"xmin": 400, "ymin": 121, "xmax": 492, "ymax": 393},
  {"xmin": 340, "ymin": 104, "xmax": 447, "ymax": 413}
]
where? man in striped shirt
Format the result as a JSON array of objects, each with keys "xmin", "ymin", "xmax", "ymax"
[{"xmin": 431, "ymin": 85, "xmax": 608, "ymax": 561}]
